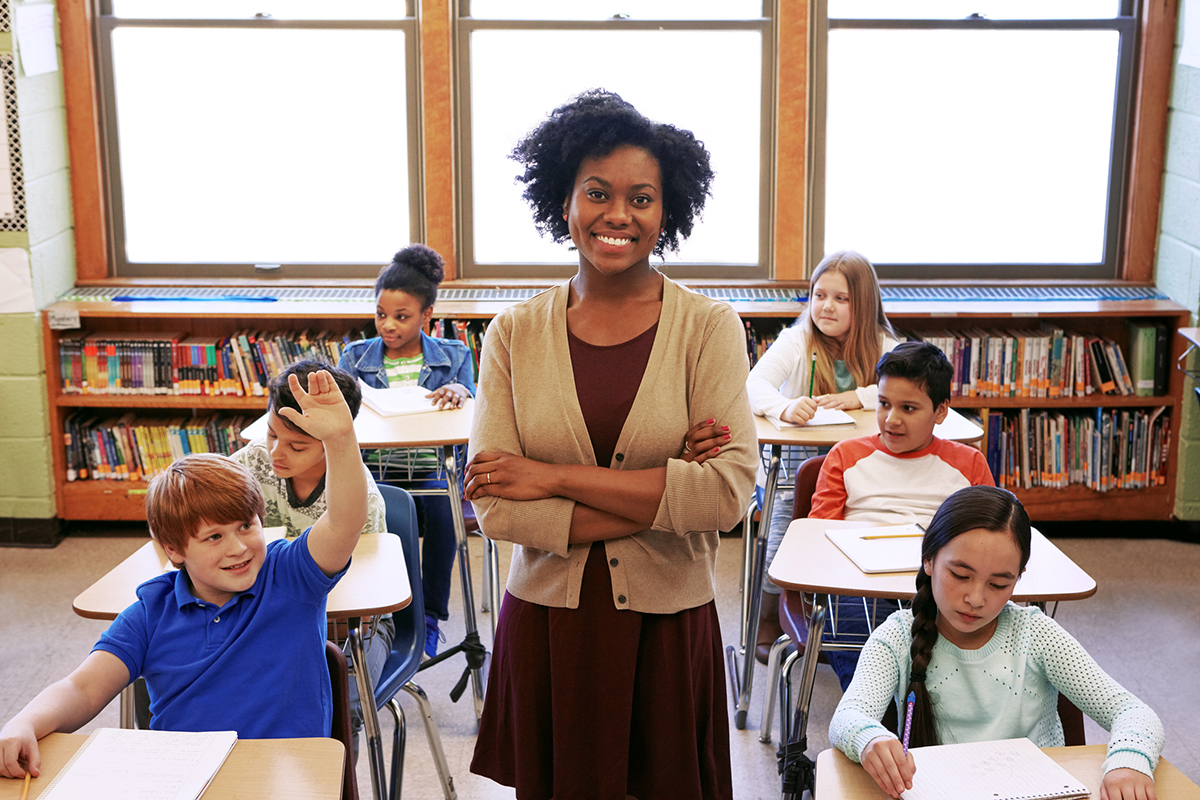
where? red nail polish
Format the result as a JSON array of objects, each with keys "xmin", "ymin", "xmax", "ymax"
[
  {"xmin": 712, "ymin": 446, "xmax": 720, "ymax": 454},
  {"xmin": 721, "ymin": 426, "xmax": 730, "ymax": 432},
  {"xmin": 723, "ymin": 434, "xmax": 731, "ymax": 440},
  {"xmin": 705, "ymin": 419, "xmax": 715, "ymax": 425}
]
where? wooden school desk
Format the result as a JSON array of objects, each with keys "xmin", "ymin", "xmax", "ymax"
[
  {"xmin": 728, "ymin": 408, "xmax": 985, "ymax": 730},
  {"xmin": 816, "ymin": 745, "xmax": 1200, "ymax": 800},
  {"xmin": 0, "ymin": 733, "xmax": 343, "ymax": 800},
  {"xmin": 765, "ymin": 518, "xmax": 1097, "ymax": 798},
  {"xmin": 241, "ymin": 399, "xmax": 496, "ymax": 721},
  {"xmin": 72, "ymin": 531, "xmax": 409, "ymax": 800}
]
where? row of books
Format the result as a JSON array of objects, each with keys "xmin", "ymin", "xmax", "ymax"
[
  {"xmin": 905, "ymin": 322, "xmax": 1170, "ymax": 399},
  {"xmin": 983, "ymin": 406, "xmax": 1170, "ymax": 493},
  {"xmin": 63, "ymin": 412, "xmax": 251, "ymax": 481},
  {"xmin": 744, "ymin": 321, "xmax": 789, "ymax": 366},
  {"xmin": 56, "ymin": 329, "xmax": 372, "ymax": 398},
  {"xmin": 430, "ymin": 318, "xmax": 488, "ymax": 381}
]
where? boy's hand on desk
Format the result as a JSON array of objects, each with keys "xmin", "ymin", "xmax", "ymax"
[
  {"xmin": 278, "ymin": 371, "xmax": 354, "ymax": 442},
  {"xmin": 680, "ymin": 418, "xmax": 730, "ymax": 465},
  {"xmin": 465, "ymin": 452, "xmax": 555, "ymax": 501},
  {"xmin": 0, "ymin": 723, "xmax": 39, "ymax": 779},
  {"xmin": 816, "ymin": 390, "xmax": 862, "ymax": 411},
  {"xmin": 427, "ymin": 384, "xmax": 468, "ymax": 409},
  {"xmin": 1101, "ymin": 768, "xmax": 1157, "ymax": 800},
  {"xmin": 861, "ymin": 736, "xmax": 914, "ymax": 798},
  {"xmin": 781, "ymin": 396, "xmax": 818, "ymax": 425}
]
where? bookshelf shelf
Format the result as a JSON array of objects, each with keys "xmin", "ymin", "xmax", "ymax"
[{"xmin": 41, "ymin": 295, "xmax": 1190, "ymax": 523}]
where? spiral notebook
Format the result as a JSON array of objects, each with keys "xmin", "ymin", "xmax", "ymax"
[
  {"xmin": 36, "ymin": 728, "xmax": 237, "ymax": 800},
  {"xmin": 903, "ymin": 737, "xmax": 1090, "ymax": 800}
]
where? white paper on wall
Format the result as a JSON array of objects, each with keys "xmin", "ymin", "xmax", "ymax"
[
  {"xmin": 1181, "ymin": 3, "xmax": 1200, "ymax": 69},
  {"xmin": 14, "ymin": 4, "xmax": 58, "ymax": 77},
  {"xmin": 0, "ymin": 247, "xmax": 33, "ymax": 313}
]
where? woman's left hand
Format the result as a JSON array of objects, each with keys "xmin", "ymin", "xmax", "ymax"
[
  {"xmin": 465, "ymin": 452, "xmax": 556, "ymax": 501},
  {"xmin": 816, "ymin": 390, "xmax": 862, "ymax": 411},
  {"xmin": 427, "ymin": 383, "xmax": 469, "ymax": 409},
  {"xmin": 1100, "ymin": 768, "xmax": 1157, "ymax": 800},
  {"xmin": 680, "ymin": 418, "xmax": 731, "ymax": 465}
]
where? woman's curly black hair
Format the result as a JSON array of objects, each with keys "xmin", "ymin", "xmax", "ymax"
[{"xmin": 510, "ymin": 89, "xmax": 715, "ymax": 257}]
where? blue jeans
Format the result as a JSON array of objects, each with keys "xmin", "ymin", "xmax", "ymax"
[
  {"xmin": 821, "ymin": 596, "xmax": 900, "ymax": 691},
  {"xmin": 411, "ymin": 477, "xmax": 456, "ymax": 622}
]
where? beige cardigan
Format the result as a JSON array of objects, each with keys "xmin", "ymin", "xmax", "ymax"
[{"xmin": 469, "ymin": 276, "xmax": 757, "ymax": 614}]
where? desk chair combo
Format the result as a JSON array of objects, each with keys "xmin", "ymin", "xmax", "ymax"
[{"xmin": 374, "ymin": 483, "xmax": 457, "ymax": 800}]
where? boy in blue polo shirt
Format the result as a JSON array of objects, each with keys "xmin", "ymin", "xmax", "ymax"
[{"xmin": 0, "ymin": 369, "xmax": 367, "ymax": 780}]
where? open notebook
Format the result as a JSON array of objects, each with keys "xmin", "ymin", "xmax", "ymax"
[
  {"xmin": 767, "ymin": 407, "xmax": 856, "ymax": 430},
  {"xmin": 903, "ymin": 738, "xmax": 1090, "ymax": 800},
  {"xmin": 358, "ymin": 381, "xmax": 446, "ymax": 417},
  {"xmin": 825, "ymin": 523, "xmax": 925, "ymax": 573},
  {"xmin": 36, "ymin": 728, "xmax": 237, "ymax": 800}
]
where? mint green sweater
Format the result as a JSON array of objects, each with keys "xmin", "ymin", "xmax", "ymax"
[{"xmin": 830, "ymin": 603, "xmax": 1164, "ymax": 777}]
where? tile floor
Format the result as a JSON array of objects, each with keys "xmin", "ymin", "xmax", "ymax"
[{"xmin": 1, "ymin": 527, "xmax": 1197, "ymax": 799}]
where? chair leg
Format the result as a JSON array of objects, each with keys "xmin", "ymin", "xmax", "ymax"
[
  {"xmin": 384, "ymin": 698, "xmax": 407, "ymax": 800},
  {"xmin": 740, "ymin": 498, "xmax": 757, "ymax": 648},
  {"xmin": 401, "ymin": 681, "xmax": 458, "ymax": 800},
  {"xmin": 758, "ymin": 634, "xmax": 792, "ymax": 744}
]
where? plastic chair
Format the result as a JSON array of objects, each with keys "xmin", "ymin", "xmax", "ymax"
[
  {"xmin": 374, "ymin": 483, "xmax": 457, "ymax": 800},
  {"xmin": 326, "ymin": 641, "xmax": 360, "ymax": 800}
]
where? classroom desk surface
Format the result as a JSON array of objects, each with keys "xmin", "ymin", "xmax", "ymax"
[
  {"xmin": 768, "ymin": 518, "xmax": 1098, "ymax": 602},
  {"xmin": 240, "ymin": 399, "xmax": 475, "ymax": 447},
  {"xmin": 816, "ymin": 745, "xmax": 1200, "ymax": 800},
  {"xmin": 0, "ymin": 733, "xmax": 344, "ymax": 800},
  {"xmin": 72, "ymin": 530, "xmax": 411, "ymax": 621},
  {"xmin": 752, "ymin": 406, "xmax": 984, "ymax": 447}
]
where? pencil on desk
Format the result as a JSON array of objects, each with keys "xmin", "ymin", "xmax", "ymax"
[
  {"xmin": 20, "ymin": 772, "xmax": 30, "ymax": 800},
  {"xmin": 860, "ymin": 533, "xmax": 925, "ymax": 540}
]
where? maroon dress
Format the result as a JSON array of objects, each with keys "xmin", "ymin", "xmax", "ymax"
[{"xmin": 470, "ymin": 323, "xmax": 733, "ymax": 800}]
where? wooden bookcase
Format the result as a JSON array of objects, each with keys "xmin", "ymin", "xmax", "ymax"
[{"xmin": 42, "ymin": 295, "xmax": 1189, "ymax": 523}]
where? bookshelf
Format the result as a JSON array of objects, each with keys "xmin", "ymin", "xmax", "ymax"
[{"xmin": 42, "ymin": 295, "xmax": 1189, "ymax": 523}]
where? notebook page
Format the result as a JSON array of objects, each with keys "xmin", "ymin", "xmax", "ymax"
[
  {"xmin": 767, "ymin": 407, "xmax": 855, "ymax": 429},
  {"xmin": 38, "ymin": 728, "xmax": 238, "ymax": 800},
  {"xmin": 903, "ymin": 738, "xmax": 1089, "ymax": 800}
]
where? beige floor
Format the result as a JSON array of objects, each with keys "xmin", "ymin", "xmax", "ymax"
[{"xmin": 1, "ymin": 529, "xmax": 1198, "ymax": 799}]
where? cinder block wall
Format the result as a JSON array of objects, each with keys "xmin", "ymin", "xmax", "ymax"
[
  {"xmin": 0, "ymin": 0, "xmax": 75, "ymax": 538},
  {"xmin": 1161, "ymin": 0, "xmax": 1200, "ymax": 519}
]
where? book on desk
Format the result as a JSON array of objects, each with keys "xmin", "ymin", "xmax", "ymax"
[
  {"xmin": 825, "ymin": 523, "xmax": 925, "ymax": 574},
  {"xmin": 358, "ymin": 381, "xmax": 448, "ymax": 417}
]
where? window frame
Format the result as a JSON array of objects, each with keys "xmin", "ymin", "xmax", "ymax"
[
  {"xmin": 454, "ymin": 4, "xmax": 777, "ymax": 280},
  {"xmin": 808, "ymin": 2, "xmax": 1139, "ymax": 281},
  {"xmin": 93, "ymin": 3, "xmax": 424, "ymax": 278}
]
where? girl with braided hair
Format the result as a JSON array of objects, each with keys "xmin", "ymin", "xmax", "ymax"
[{"xmin": 830, "ymin": 485, "xmax": 1163, "ymax": 800}]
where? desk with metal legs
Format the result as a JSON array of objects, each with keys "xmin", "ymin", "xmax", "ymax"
[{"xmin": 728, "ymin": 408, "xmax": 983, "ymax": 730}]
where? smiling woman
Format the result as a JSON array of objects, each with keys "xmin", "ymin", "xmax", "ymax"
[{"xmin": 464, "ymin": 90, "xmax": 758, "ymax": 800}]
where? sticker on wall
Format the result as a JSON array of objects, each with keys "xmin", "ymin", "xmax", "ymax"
[{"xmin": 0, "ymin": 55, "xmax": 26, "ymax": 231}]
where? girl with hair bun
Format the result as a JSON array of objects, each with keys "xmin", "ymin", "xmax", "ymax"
[
  {"xmin": 339, "ymin": 243, "xmax": 476, "ymax": 659},
  {"xmin": 463, "ymin": 89, "xmax": 757, "ymax": 799},
  {"xmin": 830, "ymin": 485, "xmax": 1163, "ymax": 800}
]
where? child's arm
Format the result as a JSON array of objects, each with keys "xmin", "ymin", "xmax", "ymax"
[
  {"xmin": 860, "ymin": 736, "xmax": 915, "ymax": 799},
  {"xmin": 807, "ymin": 444, "xmax": 849, "ymax": 519},
  {"xmin": 275, "ymin": 370, "xmax": 367, "ymax": 576},
  {"xmin": 0, "ymin": 652, "xmax": 129, "ymax": 778}
]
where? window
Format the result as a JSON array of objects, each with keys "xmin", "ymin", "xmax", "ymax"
[
  {"xmin": 811, "ymin": 1, "xmax": 1137, "ymax": 279},
  {"xmin": 457, "ymin": 1, "xmax": 773, "ymax": 279},
  {"xmin": 96, "ymin": 2, "xmax": 420, "ymax": 277}
]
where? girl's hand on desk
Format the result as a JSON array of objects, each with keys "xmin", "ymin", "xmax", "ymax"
[
  {"xmin": 0, "ymin": 723, "xmax": 39, "ymax": 779},
  {"xmin": 816, "ymin": 390, "xmax": 862, "ymax": 411},
  {"xmin": 781, "ymin": 396, "xmax": 819, "ymax": 425},
  {"xmin": 861, "ymin": 735, "xmax": 914, "ymax": 798},
  {"xmin": 427, "ymin": 383, "xmax": 468, "ymax": 410},
  {"xmin": 465, "ymin": 452, "xmax": 554, "ymax": 502},
  {"xmin": 680, "ymin": 418, "xmax": 730, "ymax": 465},
  {"xmin": 1101, "ymin": 768, "xmax": 1157, "ymax": 800}
]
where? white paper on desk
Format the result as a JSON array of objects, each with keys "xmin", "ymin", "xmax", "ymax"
[
  {"xmin": 767, "ymin": 407, "xmax": 855, "ymax": 430},
  {"xmin": 36, "ymin": 728, "xmax": 238, "ymax": 800},
  {"xmin": 15, "ymin": 4, "xmax": 59, "ymax": 77},
  {"xmin": 902, "ymin": 738, "xmax": 1089, "ymax": 800},
  {"xmin": 825, "ymin": 524, "xmax": 925, "ymax": 573},
  {"xmin": 358, "ymin": 380, "xmax": 447, "ymax": 417}
]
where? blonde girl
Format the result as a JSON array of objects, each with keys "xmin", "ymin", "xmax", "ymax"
[
  {"xmin": 747, "ymin": 249, "xmax": 900, "ymax": 663},
  {"xmin": 831, "ymin": 486, "xmax": 1163, "ymax": 800}
]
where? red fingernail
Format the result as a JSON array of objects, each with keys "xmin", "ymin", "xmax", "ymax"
[
  {"xmin": 711, "ymin": 446, "xmax": 720, "ymax": 454},
  {"xmin": 723, "ymin": 434, "xmax": 731, "ymax": 440},
  {"xmin": 705, "ymin": 419, "xmax": 715, "ymax": 425},
  {"xmin": 721, "ymin": 426, "xmax": 730, "ymax": 432}
]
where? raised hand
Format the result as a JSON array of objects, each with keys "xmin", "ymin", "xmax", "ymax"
[{"xmin": 275, "ymin": 370, "xmax": 354, "ymax": 443}]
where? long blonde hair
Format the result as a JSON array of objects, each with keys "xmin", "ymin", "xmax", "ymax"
[{"xmin": 799, "ymin": 250, "xmax": 895, "ymax": 396}]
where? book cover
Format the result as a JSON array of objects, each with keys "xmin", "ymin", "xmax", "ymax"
[{"xmin": 1126, "ymin": 321, "xmax": 1156, "ymax": 397}]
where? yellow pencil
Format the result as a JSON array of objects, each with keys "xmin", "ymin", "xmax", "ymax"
[
  {"xmin": 860, "ymin": 533, "xmax": 925, "ymax": 540},
  {"xmin": 20, "ymin": 772, "xmax": 30, "ymax": 800}
]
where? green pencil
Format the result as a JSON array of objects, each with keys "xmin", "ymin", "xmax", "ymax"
[{"xmin": 808, "ymin": 352, "xmax": 817, "ymax": 398}]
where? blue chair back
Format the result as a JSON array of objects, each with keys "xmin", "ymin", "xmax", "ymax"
[{"xmin": 373, "ymin": 483, "xmax": 426, "ymax": 706}]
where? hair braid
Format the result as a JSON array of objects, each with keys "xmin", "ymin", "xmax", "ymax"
[{"xmin": 906, "ymin": 567, "xmax": 940, "ymax": 747}]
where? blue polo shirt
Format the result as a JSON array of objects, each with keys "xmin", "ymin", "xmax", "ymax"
[{"xmin": 94, "ymin": 531, "xmax": 347, "ymax": 738}]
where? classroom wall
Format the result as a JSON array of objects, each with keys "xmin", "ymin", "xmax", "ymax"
[
  {"xmin": 3, "ymin": 5, "xmax": 1200, "ymax": 527},
  {"xmin": 1160, "ymin": 0, "xmax": 1200, "ymax": 520},
  {"xmin": 0, "ymin": 0, "xmax": 73, "ymax": 532}
]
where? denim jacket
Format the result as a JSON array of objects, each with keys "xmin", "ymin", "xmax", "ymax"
[{"xmin": 337, "ymin": 332, "xmax": 476, "ymax": 394}]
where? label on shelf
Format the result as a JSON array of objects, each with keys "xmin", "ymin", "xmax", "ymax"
[{"xmin": 48, "ymin": 309, "xmax": 81, "ymax": 330}]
